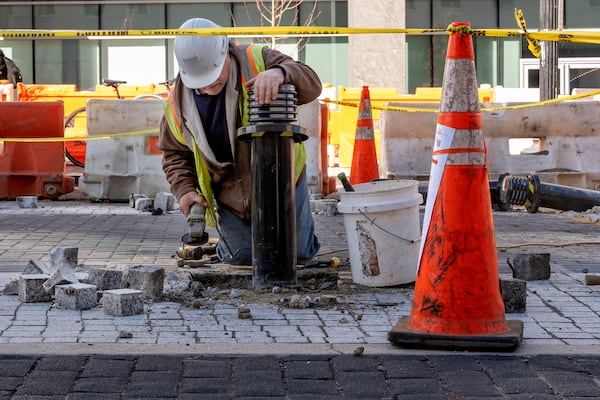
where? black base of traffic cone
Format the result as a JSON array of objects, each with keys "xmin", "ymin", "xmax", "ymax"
[{"xmin": 387, "ymin": 318, "xmax": 524, "ymax": 352}]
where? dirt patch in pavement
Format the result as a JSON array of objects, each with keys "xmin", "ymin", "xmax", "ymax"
[{"xmin": 175, "ymin": 257, "xmax": 414, "ymax": 311}]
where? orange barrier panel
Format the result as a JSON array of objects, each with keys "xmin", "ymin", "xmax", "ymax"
[
  {"xmin": 17, "ymin": 83, "xmax": 169, "ymax": 167},
  {"xmin": 0, "ymin": 102, "xmax": 74, "ymax": 199},
  {"xmin": 327, "ymin": 85, "xmax": 494, "ymax": 168}
]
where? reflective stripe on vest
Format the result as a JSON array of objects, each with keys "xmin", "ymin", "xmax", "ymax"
[
  {"xmin": 163, "ymin": 98, "xmax": 185, "ymax": 145},
  {"xmin": 163, "ymin": 98, "xmax": 217, "ymax": 227},
  {"xmin": 238, "ymin": 44, "xmax": 265, "ymax": 126},
  {"xmin": 237, "ymin": 44, "xmax": 306, "ymax": 182}
]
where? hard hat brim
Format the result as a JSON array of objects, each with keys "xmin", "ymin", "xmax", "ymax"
[{"xmin": 179, "ymin": 54, "xmax": 226, "ymax": 89}]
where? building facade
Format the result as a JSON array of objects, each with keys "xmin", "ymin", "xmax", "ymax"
[
  {"xmin": 0, "ymin": 0, "xmax": 349, "ymax": 91},
  {"xmin": 1, "ymin": 0, "xmax": 599, "ymax": 95},
  {"xmin": 406, "ymin": 0, "xmax": 600, "ymax": 94}
]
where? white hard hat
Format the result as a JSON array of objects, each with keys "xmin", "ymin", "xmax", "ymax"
[{"xmin": 174, "ymin": 18, "xmax": 229, "ymax": 89}]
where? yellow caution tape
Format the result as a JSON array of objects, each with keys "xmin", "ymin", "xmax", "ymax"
[
  {"xmin": 0, "ymin": 129, "xmax": 158, "ymax": 143},
  {"xmin": 482, "ymin": 89, "xmax": 600, "ymax": 111},
  {"xmin": 0, "ymin": 26, "xmax": 445, "ymax": 39},
  {"xmin": 0, "ymin": 18, "xmax": 599, "ymax": 45},
  {"xmin": 515, "ymin": 8, "xmax": 541, "ymax": 58},
  {"xmin": 323, "ymin": 99, "xmax": 438, "ymax": 113},
  {"xmin": 6, "ymin": 88, "xmax": 600, "ymax": 143},
  {"xmin": 3, "ymin": 87, "xmax": 600, "ymax": 142},
  {"xmin": 322, "ymin": 89, "xmax": 600, "ymax": 113}
]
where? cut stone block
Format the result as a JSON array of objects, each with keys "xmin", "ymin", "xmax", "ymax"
[
  {"xmin": 43, "ymin": 266, "xmax": 79, "ymax": 293},
  {"xmin": 511, "ymin": 253, "xmax": 551, "ymax": 281},
  {"xmin": 500, "ymin": 277, "xmax": 527, "ymax": 313},
  {"xmin": 103, "ymin": 289, "xmax": 144, "ymax": 316},
  {"xmin": 125, "ymin": 265, "xmax": 165, "ymax": 301},
  {"xmin": 75, "ymin": 271, "xmax": 90, "ymax": 283},
  {"xmin": 23, "ymin": 259, "xmax": 51, "ymax": 275},
  {"xmin": 135, "ymin": 198, "xmax": 154, "ymax": 211},
  {"xmin": 129, "ymin": 193, "xmax": 148, "ymax": 208},
  {"xmin": 311, "ymin": 199, "xmax": 338, "ymax": 217},
  {"xmin": 154, "ymin": 192, "xmax": 176, "ymax": 212},
  {"xmin": 3, "ymin": 279, "xmax": 18, "ymax": 295},
  {"xmin": 55, "ymin": 283, "xmax": 97, "ymax": 310},
  {"xmin": 88, "ymin": 268, "xmax": 124, "ymax": 290},
  {"xmin": 50, "ymin": 247, "xmax": 78, "ymax": 269},
  {"xmin": 18, "ymin": 274, "xmax": 52, "ymax": 303}
]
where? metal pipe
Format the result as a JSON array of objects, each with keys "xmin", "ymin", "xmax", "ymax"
[
  {"xmin": 500, "ymin": 173, "xmax": 600, "ymax": 213},
  {"xmin": 237, "ymin": 84, "xmax": 308, "ymax": 289},
  {"xmin": 418, "ymin": 174, "xmax": 511, "ymax": 211}
]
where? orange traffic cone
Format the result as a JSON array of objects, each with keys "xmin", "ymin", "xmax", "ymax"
[
  {"xmin": 387, "ymin": 22, "xmax": 523, "ymax": 351},
  {"xmin": 349, "ymin": 86, "xmax": 379, "ymax": 184}
]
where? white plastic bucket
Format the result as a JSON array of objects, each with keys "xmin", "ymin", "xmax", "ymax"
[{"xmin": 337, "ymin": 180, "xmax": 422, "ymax": 287}]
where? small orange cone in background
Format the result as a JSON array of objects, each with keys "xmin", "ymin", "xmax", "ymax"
[
  {"xmin": 387, "ymin": 22, "xmax": 523, "ymax": 351},
  {"xmin": 349, "ymin": 86, "xmax": 379, "ymax": 185}
]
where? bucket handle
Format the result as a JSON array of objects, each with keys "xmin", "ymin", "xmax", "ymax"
[{"xmin": 358, "ymin": 209, "xmax": 421, "ymax": 244}]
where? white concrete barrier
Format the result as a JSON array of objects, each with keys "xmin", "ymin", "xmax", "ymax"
[
  {"xmin": 80, "ymin": 98, "xmax": 324, "ymax": 202},
  {"xmin": 298, "ymin": 100, "xmax": 322, "ymax": 195},
  {"xmin": 379, "ymin": 101, "xmax": 600, "ymax": 190},
  {"xmin": 80, "ymin": 99, "xmax": 169, "ymax": 201}
]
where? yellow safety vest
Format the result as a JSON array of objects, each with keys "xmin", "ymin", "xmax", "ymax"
[{"xmin": 163, "ymin": 44, "xmax": 306, "ymax": 227}]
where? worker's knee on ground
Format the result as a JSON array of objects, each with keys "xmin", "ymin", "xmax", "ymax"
[
  {"xmin": 216, "ymin": 244, "xmax": 252, "ymax": 266},
  {"xmin": 216, "ymin": 236, "xmax": 319, "ymax": 266},
  {"xmin": 297, "ymin": 234, "xmax": 321, "ymax": 264}
]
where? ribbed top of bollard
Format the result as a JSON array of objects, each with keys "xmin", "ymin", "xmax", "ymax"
[{"xmin": 248, "ymin": 84, "xmax": 297, "ymax": 123}]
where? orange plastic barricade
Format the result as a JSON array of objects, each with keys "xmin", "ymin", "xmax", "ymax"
[
  {"xmin": 0, "ymin": 102, "xmax": 74, "ymax": 199},
  {"xmin": 16, "ymin": 82, "xmax": 169, "ymax": 168}
]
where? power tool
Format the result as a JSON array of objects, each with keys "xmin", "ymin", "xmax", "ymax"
[{"xmin": 176, "ymin": 203, "xmax": 212, "ymax": 260}]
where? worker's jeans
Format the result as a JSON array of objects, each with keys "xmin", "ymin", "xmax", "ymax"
[{"xmin": 216, "ymin": 175, "xmax": 320, "ymax": 265}]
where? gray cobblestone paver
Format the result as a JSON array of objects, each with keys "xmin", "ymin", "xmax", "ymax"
[
  {"xmin": 0, "ymin": 354, "xmax": 580, "ymax": 399},
  {"xmin": 1, "ymin": 200, "xmax": 600, "ymax": 396},
  {"xmin": 0, "ymin": 201, "xmax": 600, "ymax": 347}
]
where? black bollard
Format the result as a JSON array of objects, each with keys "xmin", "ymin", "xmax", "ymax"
[
  {"xmin": 500, "ymin": 173, "xmax": 600, "ymax": 213},
  {"xmin": 238, "ymin": 84, "xmax": 308, "ymax": 289}
]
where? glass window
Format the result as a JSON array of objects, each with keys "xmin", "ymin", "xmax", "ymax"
[
  {"xmin": 99, "ymin": 4, "xmax": 166, "ymax": 86},
  {"xmin": 499, "ymin": 0, "xmax": 538, "ymax": 29},
  {"xmin": 34, "ymin": 4, "xmax": 99, "ymax": 86},
  {"xmin": 299, "ymin": 1, "xmax": 349, "ymax": 87},
  {"xmin": 100, "ymin": 4, "xmax": 164, "ymax": 30},
  {"xmin": 406, "ymin": 36, "xmax": 432, "ymax": 93},
  {"xmin": 0, "ymin": 5, "xmax": 33, "ymax": 84},
  {"xmin": 569, "ymin": 67, "xmax": 600, "ymax": 91},
  {"xmin": 432, "ymin": 0, "xmax": 498, "ymax": 87},
  {"xmin": 166, "ymin": 3, "xmax": 231, "ymax": 28},
  {"xmin": 406, "ymin": 0, "xmax": 431, "ymax": 28},
  {"xmin": 232, "ymin": 2, "xmax": 296, "ymax": 28},
  {"xmin": 406, "ymin": 0, "xmax": 432, "ymax": 92},
  {"xmin": 500, "ymin": 38, "xmax": 521, "ymax": 87},
  {"xmin": 565, "ymin": 0, "xmax": 600, "ymax": 28},
  {"xmin": 231, "ymin": 0, "xmax": 298, "ymax": 51}
]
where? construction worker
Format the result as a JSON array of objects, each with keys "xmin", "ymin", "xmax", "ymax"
[
  {"xmin": 159, "ymin": 17, "xmax": 321, "ymax": 265},
  {"xmin": 0, "ymin": 50, "xmax": 23, "ymax": 86}
]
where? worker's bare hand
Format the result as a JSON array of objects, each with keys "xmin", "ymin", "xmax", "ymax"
[
  {"xmin": 179, "ymin": 191, "xmax": 207, "ymax": 217},
  {"xmin": 245, "ymin": 68, "xmax": 284, "ymax": 105}
]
